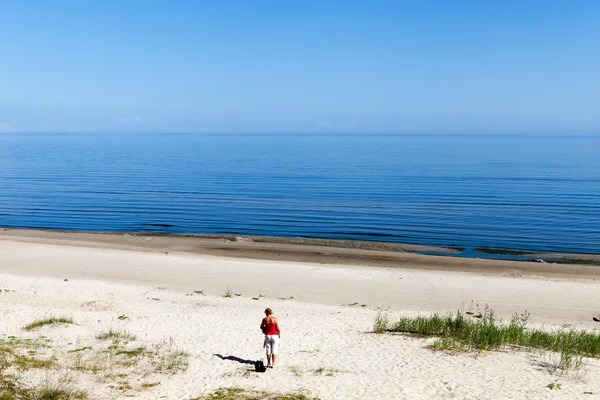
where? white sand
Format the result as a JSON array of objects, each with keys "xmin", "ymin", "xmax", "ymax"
[{"xmin": 2, "ymin": 238, "xmax": 600, "ymax": 399}]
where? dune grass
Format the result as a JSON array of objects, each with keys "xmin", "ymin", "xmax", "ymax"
[
  {"xmin": 0, "ymin": 336, "xmax": 57, "ymax": 373},
  {"xmin": 191, "ymin": 387, "xmax": 319, "ymax": 400},
  {"xmin": 149, "ymin": 341, "xmax": 189, "ymax": 374},
  {"xmin": 12, "ymin": 354, "xmax": 57, "ymax": 370},
  {"xmin": 375, "ymin": 307, "xmax": 600, "ymax": 373},
  {"xmin": 0, "ymin": 373, "xmax": 87, "ymax": 400},
  {"xmin": 96, "ymin": 329, "xmax": 136, "ymax": 342},
  {"xmin": 0, "ymin": 327, "xmax": 187, "ymax": 397},
  {"xmin": 69, "ymin": 336, "xmax": 188, "ymax": 379},
  {"xmin": 23, "ymin": 317, "xmax": 73, "ymax": 331}
]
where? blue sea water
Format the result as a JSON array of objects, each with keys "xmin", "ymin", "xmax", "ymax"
[{"xmin": 1, "ymin": 133, "xmax": 599, "ymax": 255}]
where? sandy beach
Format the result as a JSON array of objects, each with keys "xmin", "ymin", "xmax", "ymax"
[{"xmin": 2, "ymin": 230, "xmax": 600, "ymax": 399}]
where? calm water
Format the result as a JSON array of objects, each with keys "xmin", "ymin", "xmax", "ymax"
[{"xmin": 1, "ymin": 133, "xmax": 599, "ymax": 255}]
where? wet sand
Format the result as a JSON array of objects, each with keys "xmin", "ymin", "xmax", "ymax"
[{"xmin": 1, "ymin": 228, "xmax": 599, "ymax": 279}]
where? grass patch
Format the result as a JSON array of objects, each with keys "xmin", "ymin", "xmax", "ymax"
[
  {"xmin": 191, "ymin": 387, "xmax": 319, "ymax": 400},
  {"xmin": 67, "ymin": 347, "xmax": 92, "ymax": 354},
  {"xmin": 0, "ymin": 336, "xmax": 52, "ymax": 350},
  {"xmin": 186, "ymin": 290, "xmax": 205, "ymax": 296},
  {"xmin": 223, "ymin": 290, "xmax": 242, "ymax": 297},
  {"xmin": 0, "ymin": 335, "xmax": 57, "ymax": 373},
  {"xmin": 0, "ymin": 330, "xmax": 186, "ymax": 397},
  {"xmin": 96, "ymin": 329, "xmax": 136, "ymax": 342},
  {"xmin": 378, "ymin": 308, "xmax": 600, "ymax": 373},
  {"xmin": 1, "ymin": 351, "xmax": 57, "ymax": 371},
  {"xmin": 313, "ymin": 367, "xmax": 339, "ymax": 376},
  {"xmin": 377, "ymin": 308, "xmax": 600, "ymax": 373},
  {"xmin": 23, "ymin": 317, "xmax": 73, "ymax": 331},
  {"xmin": 69, "ymin": 337, "xmax": 188, "ymax": 379},
  {"xmin": 115, "ymin": 347, "xmax": 147, "ymax": 357},
  {"xmin": 12, "ymin": 354, "xmax": 57, "ymax": 370},
  {"xmin": 0, "ymin": 374, "xmax": 88, "ymax": 400},
  {"xmin": 547, "ymin": 381, "xmax": 562, "ymax": 390},
  {"xmin": 150, "ymin": 342, "xmax": 189, "ymax": 373}
]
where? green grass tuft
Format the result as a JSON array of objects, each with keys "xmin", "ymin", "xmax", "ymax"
[
  {"xmin": 191, "ymin": 387, "xmax": 319, "ymax": 400},
  {"xmin": 116, "ymin": 347, "xmax": 147, "ymax": 357},
  {"xmin": 23, "ymin": 317, "xmax": 73, "ymax": 331},
  {"xmin": 373, "ymin": 311, "xmax": 389, "ymax": 334},
  {"xmin": 547, "ymin": 381, "xmax": 562, "ymax": 390},
  {"xmin": 96, "ymin": 329, "xmax": 136, "ymax": 342},
  {"xmin": 67, "ymin": 347, "xmax": 92, "ymax": 354}
]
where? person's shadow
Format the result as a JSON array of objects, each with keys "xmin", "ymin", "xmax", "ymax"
[{"xmin": 213, "ymin": 354, "xmax": 255, "ymax": 365}]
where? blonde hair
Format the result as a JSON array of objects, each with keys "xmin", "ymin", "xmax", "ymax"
[{"xmin": 264, "ymin": 308, "xmax": 273, "ymax": 315}]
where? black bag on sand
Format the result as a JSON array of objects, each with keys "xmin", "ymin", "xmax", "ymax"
[{"xmin": 254, "ymin": 360, "xmax": 267, "ymax": 372}]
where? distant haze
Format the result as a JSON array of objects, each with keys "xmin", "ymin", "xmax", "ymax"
[{"xmin": 1, "ymin": 1, "xmax": 599, "ymax": 134}]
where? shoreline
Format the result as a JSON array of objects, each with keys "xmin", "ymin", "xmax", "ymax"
[
  {"xmin": 3, "ymin": 227, "xmax": 599, "ymax": 261},
  {"xmin": 1, "ymin": 227, "xmax": 600, "ymax": 279}
]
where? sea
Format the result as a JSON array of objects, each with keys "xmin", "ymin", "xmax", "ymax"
[{"xmin": 1, "ymin": 133, "xmax": 599, "ymax": 256}]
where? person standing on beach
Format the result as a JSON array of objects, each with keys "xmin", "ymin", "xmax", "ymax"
[{"xmin": 260, "ymin": 308, "xmax": 280, "ymax": 368}]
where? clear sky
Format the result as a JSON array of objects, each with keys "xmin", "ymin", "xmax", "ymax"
[{"xmin": 1, "ymin": 1, "xmax": 599, "ymax": 134}]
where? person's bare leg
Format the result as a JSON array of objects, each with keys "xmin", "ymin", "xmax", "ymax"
[
  {"xmin": 271, "ymin": 354, "xmax": 276, "ymax": 368},
  {"xmin": 266, "ymin": 354, "xmax": 272, "ymax": 367}
]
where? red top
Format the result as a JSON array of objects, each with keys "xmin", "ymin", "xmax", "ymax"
[{"xmin": 264, "ymin": 321, "xmax": 278, "ymax": 335}]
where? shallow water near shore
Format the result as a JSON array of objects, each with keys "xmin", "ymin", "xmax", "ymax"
[
  {"xmin": 1, "ymin": 133, "xmax": 599, "ymax": 255},
  {"xmin": 417, "ymin": 248, "xmax": 573, "ymax": 263}
]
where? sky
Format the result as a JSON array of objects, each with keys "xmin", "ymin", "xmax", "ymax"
[{"xmin": 0, "ymin": 1, "xmax": 599, "ymax": 134}]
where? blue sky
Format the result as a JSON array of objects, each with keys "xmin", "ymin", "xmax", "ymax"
[{"xmin": 1, "ymin": 1, "xmax": 599, "ymax": 134}]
